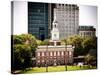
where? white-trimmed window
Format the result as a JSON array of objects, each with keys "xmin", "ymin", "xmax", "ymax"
[
  {"xmin": 54, "ymin": 52, "xmax": 56, "ymax": 56},
  {"xmin": 42, "ymin": 52, "xmax": 44, "ymax": 56},
  {"xmin": 62, "ymin": 51, "xmax": 64, "ymax": 56},
  {"xmin": 50, "ymin": 52, "xmax": 52, "ymax": 56},
  {"xmin": 38, "ymin": 52, "xmax": 40, "ymax": 56},
  {"xmin": 69, "ymin": 51, "xmax": 72, "ymax": 56}
]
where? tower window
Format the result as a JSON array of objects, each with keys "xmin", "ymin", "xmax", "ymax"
[
  {"xmin": 54, "ymin": 34, "xmax": 56, "ymax": 37},
  {"xmin": 55, "ymin": 24, "xmax": 56, "ymax": 28}
]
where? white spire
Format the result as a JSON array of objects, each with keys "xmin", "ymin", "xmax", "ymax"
[
  {"xmin": 53, "ymin": 8, "xmax": 57, "ymax": 23},
  {"xmin": 51, "ymin": 8, "xmax": 59, "ymax": 41}
]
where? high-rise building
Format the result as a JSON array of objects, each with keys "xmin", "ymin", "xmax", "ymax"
[
  {"xmin": 53, "ymin": 4, "xmax": 79, "ymax": 39},
  {"xmin": 28, "ymin": 2, "xmax": 49, "ymax": 40},
  {"xmin": 28, "ymin": 2, "xmax": 56, "ymax": 40}
]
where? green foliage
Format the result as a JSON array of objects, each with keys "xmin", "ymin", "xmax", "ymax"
[
  {"xmin": 36, "ymin": 39, "xmax": 42, "ymax": 46},
  {"xmin": 13, "ymin": 35, "xmax": 24, "ymax": 44},
  {"xmin": 12, "ymin": 44, "xmax": 32, "ymax": 70},
  {"xmin": 41, "ymin": 39, "xmax": 49, "ymax": 45},
  {"xmin": 67, "ymin": 35, "xmax": 83, "ymax": 46},
  {"xmin": 82, "ymin": 37, "xmax": 97, "ymax": 50},
  {"xmin": 85, "ymin": 54, "xmax": 96, "ymax": 64},
  {"xmin": 12, "ymin": 34, "xmax": 38, "ymax": 71},
  {"xmin": 61, "ymin": 35, "xmax": 97, "ymax": 57},
  {"xmin": 64, "ymin": 35, "xmax": 84, "ymax": 56}
]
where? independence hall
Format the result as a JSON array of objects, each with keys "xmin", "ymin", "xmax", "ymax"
[
  {"xmin": 35, "ymin": 10, "xmax": 75, "ymax": 66},
  {"xmin": 36, "ymin": 45, "xmax": 74, "ymax": 66}
]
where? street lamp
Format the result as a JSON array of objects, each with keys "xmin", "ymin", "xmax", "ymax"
[
  {"xmin": 64, "ymin": 39, "xmax": 67, "ymax": 71},
  {"xmin": 46, "ymin": 42, "xmax": 49, "ymax": 72}
]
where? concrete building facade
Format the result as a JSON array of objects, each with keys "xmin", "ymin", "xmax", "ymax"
[
  {"xmin": 54, "ymin": 4, "xmax": 79, "ymax": 39},
  {"xmin": 78, "ymin": 26, "xmax": 96, "ymax": 37}
]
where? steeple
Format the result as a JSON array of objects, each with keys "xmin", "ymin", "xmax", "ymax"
[
  {"xmin": 53, "ymin": 8, "xmax": 58, "ymax": 28},
  {"xmin": 51, "ymin": 8, "xmax": 59, "ymax": 41}
]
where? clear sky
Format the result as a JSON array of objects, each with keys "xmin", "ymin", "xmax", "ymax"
[{"xmin": 79, "ymin": 5, "xmax": 97, "ymax": 35}]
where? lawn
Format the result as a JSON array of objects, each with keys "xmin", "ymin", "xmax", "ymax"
[{"xmin": 14, "ymin": 65, "xmax": 96, "ymax": 74}]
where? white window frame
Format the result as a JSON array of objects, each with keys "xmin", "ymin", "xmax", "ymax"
[
  {"xmin": 54, "ymin": 51, "xmax": 56, "ymax": 56},
  {"xmin": 69, "ymin": 51, "xmax": 72, "ymax": 56},
  {"xmin": 42, "ymin": 52, "xmax": 44, "ymax": 56},
  {"xmin": 38, "ymin": 52, "xmax": 40, "ymax": 56},
  {"xmin": 62, "ymin": 51, "xmax": 64, "ymax": 56},
  {"xmin": 50, "ymin": 52, "xmax": 52, "ymax": 56}
]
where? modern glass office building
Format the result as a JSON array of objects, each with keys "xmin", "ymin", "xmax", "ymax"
[{"xmin": 28, "ymin": 2, "xmax": 49, "ymax": 40}]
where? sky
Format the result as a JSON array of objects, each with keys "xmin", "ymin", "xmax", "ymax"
[{"xmin": 79, "ymin": 5, "xmax": 97, "ymax": 35}]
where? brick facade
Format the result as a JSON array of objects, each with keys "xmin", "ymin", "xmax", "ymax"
[{"xmin": 36, "ymin": 45, "xmax": 74, "ymax": 66}]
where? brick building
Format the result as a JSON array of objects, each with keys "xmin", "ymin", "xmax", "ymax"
[{"xmin": 36, "ymin": 45, "xmax": 74, "ymax": 66}]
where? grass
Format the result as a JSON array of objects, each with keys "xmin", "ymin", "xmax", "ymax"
[{"xmin": 14, "ymin": 65, "xmax": 97, "ymax": 74}]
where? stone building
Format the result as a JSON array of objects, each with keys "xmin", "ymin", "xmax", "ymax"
[{"xmin": 78, "ymin": 26, "xmax": 96, "ymax": 37}]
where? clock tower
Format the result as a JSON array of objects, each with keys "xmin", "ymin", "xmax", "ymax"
[
  {"xmin": 51, "ymin": 17, "xmax": 59, "ymax": 41},
  {"xmin": 49, "ymin": 8, "xmax": 60, "ymax": 46}
]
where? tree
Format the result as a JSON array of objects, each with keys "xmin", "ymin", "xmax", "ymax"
[
  {"xmin": 61, "ymin": 39, "xmax": 66, "ymax": 45},
  {"xmin": 11, "ymin": 34, "xmax": 38, "ymax": 71},
  {"xmin": 13, "ymin": 35, "xmax": 23, "ymax": 44},
  {"xmin": 85, "ymin": 54, "xmax": 96, "ymax": 67},
  {"xmin": 21, "ymin": 34, "xmax": 37, "ymax": 57},
  {"xmin": 67, "ymin": 35, "xmax": 84, "ymax": 56},
  {"xmin": 41, "ymin": 39, "xmax": 49, "ymax": 45},
  {"xmin": 36, "ymin": 39, "xmax": 42, "ymax": 46},
  {"xmin": 12, "ymin": 44, "xmax": 32, "ymax": 70},
  {"xmin": 82, "ymin": 37, "xmax": 97, "ymax": 55},
  {"xmin": 66, "ymin": 36, "xmax": 97, "ymax": 57}
]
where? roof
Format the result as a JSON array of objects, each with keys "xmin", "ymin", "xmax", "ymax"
[
  {"xmin": 36, "ymin": 45, "xmax": 75, "ymax": 52},
  {"xmin": 37, "ymin": 45, "xmax": 73, "ymax": 48},
  {"xmin": 78, "ymin": 26, "xmax": 96, "ymax": 31}
]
